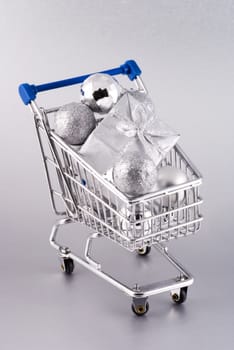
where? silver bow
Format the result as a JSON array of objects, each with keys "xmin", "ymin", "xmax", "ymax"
[{"xmin": 113, "ymin": 91, "xmax": 179, "ymax": 165}]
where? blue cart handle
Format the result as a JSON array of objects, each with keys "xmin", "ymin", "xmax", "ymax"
[{"xmin": 19, "ymin": 59, "xmax": 141, "ymax": 105}]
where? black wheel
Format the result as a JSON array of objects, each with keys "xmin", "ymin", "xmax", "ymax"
[
  {"xmin": 61, "ymin": 258, "xmax": 74, "ymax": 275},
  {"xmin": 137, "ymin": 246, "xmax": 151, "ymax": 256},
  {"xmin": 171, "ymin": 287, "xmax": 188, "ymax": 304},
  {"xmin": 131, "ymin": 301, "xmax": 149, "ymax": 316}
]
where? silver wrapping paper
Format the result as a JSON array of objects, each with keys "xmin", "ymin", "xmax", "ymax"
[{"xmin": 79, "ymin": 90, "xmax": 180, "ymax": 175}]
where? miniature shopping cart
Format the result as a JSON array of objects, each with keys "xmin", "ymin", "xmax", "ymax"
[{"xmin": 19, "ymin": 60, "xmax": 203, "ymax": 315}]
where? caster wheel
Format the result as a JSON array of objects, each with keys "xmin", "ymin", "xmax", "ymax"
[
  {"xmin": 131, "ymin": 301, "xmax": 149, "ymax": 316},
  {"xmin": 61, "ymin": 258, "xmax": 74, "ymax": 275},
  {"xmin": 137, "ymin": 246, "xmax": 151, "ymax": 256},
  {"xmin": 171, "ymin": 287, "xmax": 188, "ymax": 304}
]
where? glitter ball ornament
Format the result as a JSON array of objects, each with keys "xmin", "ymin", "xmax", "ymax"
[
  {"xmin": 55, "ymin": 102, "xmax": 96, "ymax": 145},
  {"xmin": 81, "ymin": 73, "xmax": 121, "ymax": 114},
  {"xmin": 157, "ymin": 166, "xmax": 188, "ymax": 207},
  {"xmin": 113, "ymin": 152, "xmax": 157, "ymax": 197}
]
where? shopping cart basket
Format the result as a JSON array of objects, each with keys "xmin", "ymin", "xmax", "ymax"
[{"xmin": 19, "ymin": 60, "xmax": 203, "ymax": 315}]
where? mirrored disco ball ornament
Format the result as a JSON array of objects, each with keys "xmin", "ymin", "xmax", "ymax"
[
  {"xmin": 113, "ymin": 152, "xmax": 157, "ymax": 197},
  {"xmin": 157, "ymin": 166, "xmax": 188, "ymax": 208},
  {"xmin": 119, "ymin": 207, "xmax": 152, "ymax": 239},
  {"xmin": 81, "ymin": 73, "xmax": 121, "ymax": 114},
  {"xmin": 54, "ymin": 102, "xmax": 96, "ymax": 145}
]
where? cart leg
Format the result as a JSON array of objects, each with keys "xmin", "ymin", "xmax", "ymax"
[
  {"xmin": 84, "ymin": 232, "xmax": 102, "ymax": 270},
  {"xmin": 49, "ymin": 218, "xmax": 136, "ymax": 296},
  {"xmin": 50, "ymin": 217, "xmax": 76, "ymax": 274},
  {"xmin": 50, "ymin": 217, "xmax": 74, "ymax": 255}
]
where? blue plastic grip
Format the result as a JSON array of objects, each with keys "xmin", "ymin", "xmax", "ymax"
[
  {"xmin": 120, "ymin": 60, "xmax": 141, "ymax": 80},
  {"xmin": 18, "ymin": 83, "xmax": 37, "ymax": 105},
  {"xmin": 18, "ymin": 59, "xmax": 142, "ymax": 105}
]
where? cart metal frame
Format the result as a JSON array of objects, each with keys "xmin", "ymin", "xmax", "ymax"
[{"xmin": 19, "ymin": 60, "xmax": 203, "ymax": 315}]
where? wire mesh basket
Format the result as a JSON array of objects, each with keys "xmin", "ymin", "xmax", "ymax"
[{"xmin": 36, "ymin": 106, "xmax": 202, "ymax": 252}]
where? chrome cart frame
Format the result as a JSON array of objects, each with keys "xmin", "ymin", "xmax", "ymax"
[{"xmin": 19, "ymin": 60, "xmax": 203, "ymax": 315}]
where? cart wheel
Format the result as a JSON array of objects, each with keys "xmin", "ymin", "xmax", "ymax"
[
  {"xmin": 61, "ymin": 258, "xmax": 74, "ymax": 275},
  {"xmin": 132, "ymin": 301, "xmax": 149, "ymax": 316},
  {"xmin": 137, "ymin": 246, "xmax": 151, "ymax": 256},
  {"xmin": 171, "ymin": 287, "xmax": 188, "ymax": 304}
]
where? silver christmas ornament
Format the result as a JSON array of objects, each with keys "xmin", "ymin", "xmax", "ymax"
[
  {"xmin": 113, "ymin": 152, "xmax": 157, "ymax": 197},
  {"xmin": 157, "ymin": 166, "xmax": 188, "ymax": 207},
  {"xmin": 55, "ymin": 102, "xmax": 96, "ymax": 145},
  {"xmin": 81, "ymin": 73, "xmax": 121, "ymax": 114},
  {"xmin": 119, "ymin": 206, "xmax": 152, "ymax": 238},
  {"xmin": 70, "ymin": 144, "xmax": 81, "ymax": 153}
]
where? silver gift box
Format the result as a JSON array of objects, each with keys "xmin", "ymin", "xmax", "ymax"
[{"xmin": 79, "ymin": 90, "xmax": 180, "ymax": 177}]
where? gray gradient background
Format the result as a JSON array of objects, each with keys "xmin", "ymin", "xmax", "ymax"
[{"xmin": 1, "ymin": 1, "xmax": 234, "ymax": 349}]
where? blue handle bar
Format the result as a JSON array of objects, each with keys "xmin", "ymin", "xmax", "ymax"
[{"xmin": 19, "ymin": 59, "xmax": 141, "ymax": 105}]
